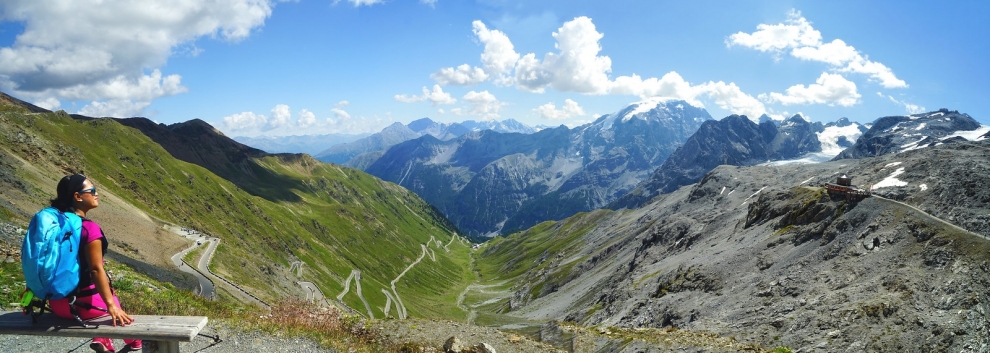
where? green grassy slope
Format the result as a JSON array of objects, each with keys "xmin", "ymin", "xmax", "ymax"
[
  {"xmin": 0, "ymin": 97, "xmax": 474, "ymax": 320},
  {"xmin": 472, "ymin": 209, "xmax": 612, "ymax": 313}
]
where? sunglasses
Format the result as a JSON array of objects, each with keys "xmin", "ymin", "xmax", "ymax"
[{"xmin": 78, "ymin": 187, "xmax": 98, "ymax": 196}]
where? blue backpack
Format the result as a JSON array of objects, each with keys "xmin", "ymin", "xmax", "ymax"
[{"xmin": 21, "ymin": 207, "xmax": 82, "ymax": 300}]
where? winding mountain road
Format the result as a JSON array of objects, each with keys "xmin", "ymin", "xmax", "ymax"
[
  {"xmin": 166, "ymin": 226, "xmax": 268, "ymax": 308},
  {"xmin": 337, "ymin": 269, "xmax": 374, "ymax": 318},
  {"xmin": 167, "ymin": 228, "xmax": 215, "ymax": 299}
]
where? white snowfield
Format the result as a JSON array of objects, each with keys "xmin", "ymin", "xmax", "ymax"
[
  {"xmin": 942, "ymin": 125, "xmax": 990, "ymax": 141},
  {"xmin": 872, "ymin": 167, "xmax": 908, "ymax": 189}
]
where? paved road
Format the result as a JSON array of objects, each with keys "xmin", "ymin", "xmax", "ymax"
[
  {"xmin": 298, "ymin": 281, "xmax": 332, "ymax": 307},
  {"xmin": 196, "ymin": 237, "xmax": 269, "ymax": 308},
  {"xmin": 166, "ymin": 225, "xmax": 268, "ymax": 307},
  {"xmin": 167, "ymin": 228, "xmax": 215, "ymax": 299},
  {"xmin": 873, "ymin": 196, "xmax": 988, "ymax": 240},
  {"xmin": 337, "ymin": 269, "xmax": 374, "ymax": 318}
]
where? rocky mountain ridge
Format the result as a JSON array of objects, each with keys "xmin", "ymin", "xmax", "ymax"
[
  {"xmin": 365, "ymin": 99, "xmax": 712, "ymax": 238},
  {"xmin": 833, "ymin": 109, "xmax": 985, "ymax": 160},
  {"xmin": 610, "ymin": 113, "xmax": 837, "ymax": 209}
]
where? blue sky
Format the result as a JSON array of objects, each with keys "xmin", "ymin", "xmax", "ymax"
[{"xmin": 1, "ymin": 0, "xmax": 987, "ymax": 137}]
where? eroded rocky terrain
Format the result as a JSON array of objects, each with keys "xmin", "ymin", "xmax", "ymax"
[{"xmin": 488, "ymin": 139, "xmax": 990, "ymax": 352}]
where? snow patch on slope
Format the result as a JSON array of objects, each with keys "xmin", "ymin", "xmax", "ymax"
[
  {"xmin": 942, "ymin": 125, "xmax": 990, "ymax": 141},
  {"xmin": 872, "ymin": 167, "xmax": 908, "ymax": 189}
]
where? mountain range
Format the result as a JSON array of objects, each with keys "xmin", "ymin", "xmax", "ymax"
[
  {"xmin": 314, "ymin": 118, "xmax": 537, "ymax": 167},
  {"xmin": 364, "ymin": 98, "xmax": 712, "ymax": 239},
  {"xmin": 232, "ymin": 133, "xmax": 370, "ymax": 155}
]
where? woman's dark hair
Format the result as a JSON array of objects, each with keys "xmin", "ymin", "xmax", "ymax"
[{"xmin": 50, "ymin": 174, "xmax": 88, "ymax": 212}]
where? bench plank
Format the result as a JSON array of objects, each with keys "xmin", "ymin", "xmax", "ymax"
[{"xmin": 0, "ymin": 311, "xmax": 208, "ymax": 342}]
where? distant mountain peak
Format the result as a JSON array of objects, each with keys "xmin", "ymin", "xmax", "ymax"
[
  {"xmin": 407, "ymin": 117, "xmax": 436, "ymax": 132},
  {"xmin": 597, "ymin": 99, "xmax": 711, "ymax": 131},
  {"xmin": 620, "ymin": 97, "xmax": 702, "ymax": 119}
]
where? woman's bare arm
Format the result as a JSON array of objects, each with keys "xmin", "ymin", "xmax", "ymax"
[{"xmin": 85, "ymin": 239, "xmax": 133, "ymax": 326}]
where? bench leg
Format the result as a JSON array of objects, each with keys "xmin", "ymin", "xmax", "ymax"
[{"xmin": 142, "ymin": 340, "xmax": 180, "ymax": 353}]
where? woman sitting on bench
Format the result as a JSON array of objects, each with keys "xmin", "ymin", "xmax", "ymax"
[{"xmin": 47, "ymin": 174, "xmax": 142, "ymax": 353}]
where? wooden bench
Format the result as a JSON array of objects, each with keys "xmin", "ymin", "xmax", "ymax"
[{"xmin": 0, "ymin": 311, "xmax": 209, "ymax": 353}]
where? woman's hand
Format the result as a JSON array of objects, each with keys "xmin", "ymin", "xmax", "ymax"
[{"xmin": 106, "ymin": 304, "xmax": 134, "ymax": 327}]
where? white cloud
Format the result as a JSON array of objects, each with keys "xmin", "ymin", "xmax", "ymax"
[
  {"xmin": 431, "ymin": 64, "xmax": 489, "ymax": 86},
  {"xmin": 514, "ymin": 53, "xmax": 552, "ymax": 93},
  {"xmin": 297, "ymin": 109, "xmax": 317, "ymax": 128},
  {"xmin": 20, "ymin": 70, "xmax": 188, "ymax": 112},
  {"xmin": 726, "ymin": 10, "xmax": 821, "ymax": 56},
  {"xmin": 220, "ymin": 104, "xmax": 308, "ymax": 133},
  {"xmin": 460, "ymin": 90, "xmax": 505, "ymax": 119},
  {"xmin": 877, "ymin": 92, "xmax": 925, "ymax": 114},
  {"xmin": 431, "ymin": 21, "xmax": 519, "ymax": 86},
  {"xmin": 338, "ymin": 0, "xmax": 385, "ymax": 6},
  {"xmin": 33, "ymin": 97, "xmax": 61, "ymax": 111},
  {"xmin": 611, "ymin": 72, "xmax": 705, "ymax": 106},
  {"xmin": 337, "ymin": 0, "xmax": 436, "ymax": 8},
  {"xmin": 0, "ymin": 0, "xmax": 272, "ymax": 113},
  {"xmin": 334, "ymin": 100, "xmax": 350, "ymax": 108},
  {"xmin": 760, "ymin": 72, "xmax": 861, "ymax": 107},
  {"xmin": 331, "ymin": 108, "xmax": 351, "ymax": 121},
  {"xmin": 839, "ymin": 57, "xmax": 906, "ymax": 89},
  {"xmin": 790, "ymin": 39, "xmax": 859, "ymax": 66},
  {"xmin": 268, "ymin": 104, "xmax": 292, "ymax": 129},
  {"xmin": 534, "ymin": 99, "xmax": 585, "ymax": 120},
  {"xmin": 394, "ymin": 85, "xmax": 457, "ymax": 106},
  {"xmin": 727, "ymin": 9, "xmax": 907, "ymax": 88},
  {"xmin": 697, "ymin": 81, "xmax": 767, "ymax": 122},
  {"xmin": 473, "ymin": 20, "xmax": 520, "ymax": 85},
  {"xmin": 78, "ymin": 100, "xmax": 151, "ymax": 118},
  {"xmin": 443, "ymin": 16, "xmax": 763, "ymax": 118},
  {"xmin": 455, "ymin": 17, "xmax": 764, "ymax": 120},
  {"xmin": 448, "ymin": 16, "xmax": 613, "ymax": 94},
  {"xmin": 534, "ymin": 16, "xmax": 612, "ymax": 94},
  {"xmin": 223, "ymin": 111, "xmax": 269, "ymax": 132}
]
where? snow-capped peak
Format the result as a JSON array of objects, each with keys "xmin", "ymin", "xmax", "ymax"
[
  {"xmin": 596, "ymin": 98, "xmax": 708, "ymax": 131},
  {"xmin": 624, "ymin": 97, "xmax": 681, "ymax": 118}
]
